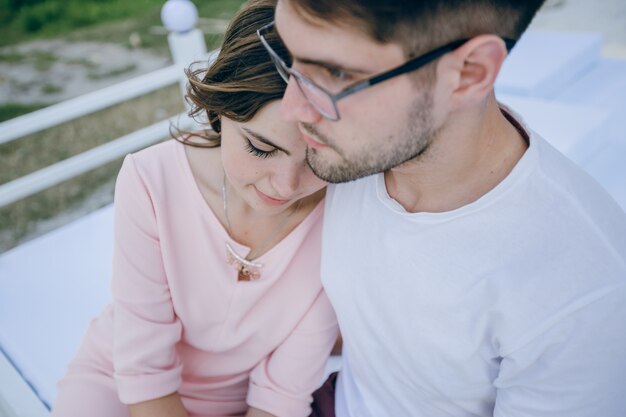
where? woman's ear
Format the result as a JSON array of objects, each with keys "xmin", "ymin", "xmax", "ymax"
[{"xmin": 440, "ymin": 34, "xmax": 510, "ymax": 111}]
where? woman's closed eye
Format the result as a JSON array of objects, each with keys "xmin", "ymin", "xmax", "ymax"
[{"xmin": 243, "ymin": 136, "xmax": 278, "ymax": 159}]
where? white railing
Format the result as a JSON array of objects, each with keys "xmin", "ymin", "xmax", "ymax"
[
  {"xmin": 0, "ymin": 113, "xmax": 194, "ymax": 207},
  {"xmin": 0, "ymin": 65, "xmax": 181, "ymax": 146},
  {"xmin": 0, "ymin": 66, "xmax": 198, "ymax": 207},
  {"xmin": 0, "ymin": 72, "xmax": 190, "ymax": 207},
  {"xmin": 0, "ymin": 0, "xmax": 209, "ymax": 209}
]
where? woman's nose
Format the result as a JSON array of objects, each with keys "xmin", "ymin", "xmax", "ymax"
[{"xmin": 270, "ymin": 163, "xmax": 302, "ymax": 198}]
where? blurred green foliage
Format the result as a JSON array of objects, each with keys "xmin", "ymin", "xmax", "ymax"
[
  {"xmin": 1, "ymin": 0, "xmax": 162, "ymax": 37},
  {"xmin": 0, "ymin": 0, "xmax": 245, "ymax": 46},
  {"xmin": 0, "ymin": 102, "xmax": 47, "ymax": 122}
]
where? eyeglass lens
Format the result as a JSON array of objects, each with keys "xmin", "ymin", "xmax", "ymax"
[{"xmin": 296, "ymin": 77, "xmax": 337, "ymax": 119}]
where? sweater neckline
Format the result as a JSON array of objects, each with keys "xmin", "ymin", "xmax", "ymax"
[{"xmin": 173, "ymin": 140, "xmax": 324, "ymax": 263}]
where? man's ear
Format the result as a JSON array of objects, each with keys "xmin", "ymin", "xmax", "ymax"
[{"xmin": 439, "ymin": 35, "xmax": 510, "ymax": 110}]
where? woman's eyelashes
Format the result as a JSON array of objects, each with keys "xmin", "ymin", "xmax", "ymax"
[{"xmin": 243, "ymin": 136, "xmax": 277, "ymax": 159}]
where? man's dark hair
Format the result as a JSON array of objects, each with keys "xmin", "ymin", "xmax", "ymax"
[{"xmin": 286, "ymin": 0, "xmax": 546, "ymax": 57}]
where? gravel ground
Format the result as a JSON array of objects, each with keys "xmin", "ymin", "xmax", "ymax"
[{"xmin": 0, "ymin": 40, "xmax": 170, "ymax": 105}]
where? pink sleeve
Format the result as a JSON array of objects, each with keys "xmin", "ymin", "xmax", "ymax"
[
  {"xmin": 111, "ymin": 154, "xmax": 183, "ymax": 404},
  {"xmin": 247, "ymin": 290, "xmax": 339, "ymax": 417}
]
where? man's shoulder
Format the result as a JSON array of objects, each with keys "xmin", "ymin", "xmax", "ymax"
[
  {"xmin": 529, "ymin": 133, "xmax": 626, "ymax": 251},
  {"xmin": 531, "ymin": 133, "xmax": 613, "ymax": 203},
  {"xmin": 326, "ymin": 175, "xmax": 379, "ymax": 204}
]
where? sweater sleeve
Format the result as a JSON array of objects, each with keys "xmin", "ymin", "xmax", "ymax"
[
  {"xmin": 247, "ymin": 290, "xmax": 339, "ymax": 417},
  {"xmin": 111, "ymin": 154, "xmax": 183, "ymax": 404}
]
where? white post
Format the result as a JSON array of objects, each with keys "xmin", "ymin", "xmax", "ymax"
[{"xmin": 161, "ymin": 0, "xmax": 208, "ymax": 110}]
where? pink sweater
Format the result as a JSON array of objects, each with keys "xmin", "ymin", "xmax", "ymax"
[{"xmin": 76, "ymin": 140, "xmax": 338, "ymax": 417}]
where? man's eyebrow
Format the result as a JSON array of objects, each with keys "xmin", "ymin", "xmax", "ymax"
[
  {"xmin": 294, "ymin": 56, "xmax": 371, "ymax": 75},
  {"xmin": 274, "ymin": 20, "xmax": 370, "ymax": 75},
  {"xmin": 242, "ymin": 127, "xmax": 291, "ymax": 156}
]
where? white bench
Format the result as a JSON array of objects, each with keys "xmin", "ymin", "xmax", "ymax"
[{"xmin": 0, "ymin": 206, "xmax": 114, "ymax": 415}]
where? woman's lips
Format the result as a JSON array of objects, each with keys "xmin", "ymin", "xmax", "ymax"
[{"xmin": 255, "ymin": 187, "xmax": 291, "ymax": 206}]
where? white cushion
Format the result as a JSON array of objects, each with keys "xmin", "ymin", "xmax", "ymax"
[
  {"xmin": 0, "ymin": 205, "xmax": 114, "ymax": 407},
  {"xmin": 496, "ymin": 31, "xmax": 602, "ymax": 98}
]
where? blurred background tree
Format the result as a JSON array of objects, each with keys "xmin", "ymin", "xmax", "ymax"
[{"xmin": 0, "ymin": 0, "xmax": 242, "ymax": 47}]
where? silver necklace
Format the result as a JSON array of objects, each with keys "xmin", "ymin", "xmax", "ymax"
[{"xmin": 222, "ymin": 174, "xmax": 300, "ymax": 281}]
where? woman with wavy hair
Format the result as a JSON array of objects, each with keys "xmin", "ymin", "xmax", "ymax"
[{"xmin": 51, "ymin": 1, "xmax": 338, "ymax": 416}]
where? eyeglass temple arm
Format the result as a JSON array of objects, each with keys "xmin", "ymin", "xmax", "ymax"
[{"xmin": 335, "ymin": 37, "xmax": 517, "ymax": 101}]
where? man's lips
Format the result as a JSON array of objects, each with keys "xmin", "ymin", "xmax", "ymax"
[
  {"xmin": 255, "ymin": 187, "xmax": 290, "ymax": 206},
  {"xmin": 300, "ymin": 129, "xmax": 328, "ymax": 149}
]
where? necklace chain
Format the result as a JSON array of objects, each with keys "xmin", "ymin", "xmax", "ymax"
[{"xmin": 222, "ymin": 173, "xmax": 300, "ymax": 280}]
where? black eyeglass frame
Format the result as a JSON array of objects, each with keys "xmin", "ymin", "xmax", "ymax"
[{"xmin": 257, "ymin": 21, "xmax": 516, "ymax": 121}]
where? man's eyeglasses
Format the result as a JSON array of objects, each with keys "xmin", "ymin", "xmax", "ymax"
[{"xmin": 257, "ymin": 21, "xmax": 516, "ymax": 121}]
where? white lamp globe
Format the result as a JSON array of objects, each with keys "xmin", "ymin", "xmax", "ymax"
[{"xmin": 161, "ymin": 0, "xmax": 199, "ymax": 33}]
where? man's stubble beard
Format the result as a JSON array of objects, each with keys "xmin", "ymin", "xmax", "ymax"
[{"xmin": 305, "ymin": 90, "xmax": 438, "ymax": 184}]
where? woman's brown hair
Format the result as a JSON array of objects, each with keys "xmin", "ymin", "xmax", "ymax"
[{"xmin": 181, "ymin": 0, "xmax": 288, "ymax": 147}]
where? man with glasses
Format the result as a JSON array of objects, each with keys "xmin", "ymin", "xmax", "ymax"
[{"xmin": 260, "ymin": 1, "xmax": 626, "ymax": 416}]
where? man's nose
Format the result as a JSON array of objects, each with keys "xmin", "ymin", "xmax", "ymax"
[{"xmin": 280, "ymin": 76, "xmax": 324, "ymax": 125}]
